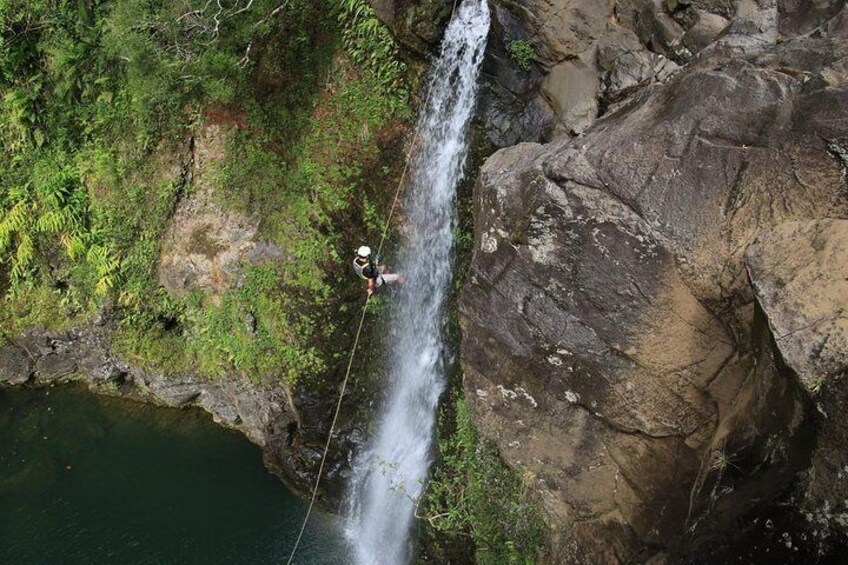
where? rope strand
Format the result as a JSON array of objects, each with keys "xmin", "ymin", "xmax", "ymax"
[
  {"xmin": 285, "ymin": 0, "xmax": 463, "ymax": 554},
  {"xmin": 285, "ymin": 298, "xmax": 369, "ymax": 565},
  {"xmin": 285, "ymin": 89, "xmax": 428, "ymax": 565}
]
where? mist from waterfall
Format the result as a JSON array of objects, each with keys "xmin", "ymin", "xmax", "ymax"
[{"xmin": 344, "ymin": 1, "xmax": 491, "ymax": 563}]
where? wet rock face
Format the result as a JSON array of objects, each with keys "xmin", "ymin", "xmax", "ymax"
[
  {"xmin": 779, "ymin": 0, "xmax": 848, "ymax": 35},
  {"xmin": 475, "ymin": 0, "xmax": 840, "ymax": 147},
  {"xmin": 370, "ymin": 0, "xmax": 454, "ymax": 55},
  {"xmin": 476, "ymin": 5, "xmax": 559, "ymax": 148},
  {"xmin": 0, "ymin": 345, "xmax": 31, "ymax": 385},
  {"xmin": 461, "ymin": 2, "xmax": 848, "ymax": 560},
  {"xmin": 388, "ymin": 1, "xmax": 846, "ymax": 147}
]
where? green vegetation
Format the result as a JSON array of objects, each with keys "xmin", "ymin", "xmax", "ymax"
[
  {"xmin": 338, "ymin": 0, "xmax": 407, "ymax": 92},
  {"xmin": 507, "ymin": 40, "xmax": 536, "ymax": 72},
  {"xmin": 1, "ymin": 0, "xmax": 410, "ymax": 384},
  {"xmin": 3, "ymin": 2, "xmax": 544, "ymax": 560},
  {"xmin": 426, "ymin": 395, "xmax": 544, "ymax": 564}
]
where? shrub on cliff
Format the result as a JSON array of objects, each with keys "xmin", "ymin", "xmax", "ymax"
[{"xmin": 426, "ymin": 396, "xmax": 544, "ymax": 564}]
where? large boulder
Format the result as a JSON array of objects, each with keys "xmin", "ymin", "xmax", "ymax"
[
  {"xmin": 461, "ymin": 6, "xmax": 848, "ymax": 560},
  {"xmin": 477, "ymin": 0, "xmax": 839, "ymax": 147},
  {"xmin": 494, "ymin": 0, "xmax": 614, "ymax": 67},
  {"xmin": 746, "ymin": 220, "xmax": 848, "ymax": 391},
  {"xmin": 598, "ymin": 25, "xmax": 680, "ymax": 109},
  {"xmin": 541, "ymin": 56, "xmax": 600, "ymax": 135},
  {"xmin": 779, "ymin": 0, "xmax": 848, "ymax": 36},
  {"xmin": 369, "ymin": 0, "xmax": 454, "ymax": 55},
  {"xmin": 0, "ymin": 343, "xmax": 32, "ymax": 385}
]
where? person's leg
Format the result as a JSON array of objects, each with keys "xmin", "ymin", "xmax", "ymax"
[{"xmin": 381, "ymin": 273, "xmax": 401, "ymax": 285}]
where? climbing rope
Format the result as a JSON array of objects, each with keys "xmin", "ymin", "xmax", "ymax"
[
  {"xmin": 285, "ymin": 0, "xmax": 472, "ymax": 556},
  {"xmin": 285, "ymin": 96, "xmax": 427, "ymax": 565}
]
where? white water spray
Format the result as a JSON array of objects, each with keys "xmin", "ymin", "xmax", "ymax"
[{"xmin": 344, "ymin": 1, "xmax": 490, "ymax": 563}]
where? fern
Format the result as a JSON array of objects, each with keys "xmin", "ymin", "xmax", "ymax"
[
  {"xmin": 335, "ymin": 0, "xmax": 408, "ymax": 94},
  {"xmin": 0, "ymin": 159, "xmax": 119, "ymax": 296},
  {"xmin": 86, "ymin": 244, "xmax": 120, "ymax": 297},
  {"xmin": 35, "ymin": 209, "xmax": 68, "ymax": 234}
]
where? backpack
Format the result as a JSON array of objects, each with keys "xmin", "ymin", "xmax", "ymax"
[{"xmin": 362, "ymin": 262, "xmax": 380, "ymax": 280}]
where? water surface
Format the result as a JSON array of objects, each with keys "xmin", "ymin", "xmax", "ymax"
[{"xmin": 0, "ymin": 385, "xmax": 346, "ymax": 564}]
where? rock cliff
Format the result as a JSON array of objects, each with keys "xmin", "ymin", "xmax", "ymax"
[
  {"xmin": 0, "ymin": 114, "xmax": 380, "ymax": 510},
  {"xmin": 453, "ymin": 0, "xmax": 848, "ymax": 561}
]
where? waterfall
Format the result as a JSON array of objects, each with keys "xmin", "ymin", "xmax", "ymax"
[{"xmin": 344, "ymin": 1, "xmax": 491, "ymax": 563}]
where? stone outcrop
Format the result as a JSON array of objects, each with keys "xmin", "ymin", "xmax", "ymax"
[
  {"xmin": 470, "ymin": 0, "xmax": 802, "ymax": 147},
  {"xmin": 747, "ymin": 220, "xmax": 848, "ymax": 392},
  {"xmin": 0, "ymin": 324, "xmax": 360, "ymax": 508},
  {"xmin": 157, "ymin": 123, "xmax": 284, "ymax": 299},
  {"xmin": 370, "ymin": 0, "xmax": 455, "ymax": 55},
  {"xmin": 461, "ymin": 0, "xmax": 848, "ymax": 560},
  {"xmin": 746, "ymin": 219, "xmax": 848, "ymax": 547}
]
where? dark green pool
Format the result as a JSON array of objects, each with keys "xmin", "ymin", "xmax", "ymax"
[{"xmin": 0, "ymin": 385, "xmax": 347, "ymax": 564}]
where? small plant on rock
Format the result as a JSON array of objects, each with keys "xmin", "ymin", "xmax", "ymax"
[{"xmin": 507, "ymin": 40, "xmax": 536, "ymax": 72}]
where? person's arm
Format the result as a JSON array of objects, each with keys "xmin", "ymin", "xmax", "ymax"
[{"xmin": 366, "ymin": 277, "xmax": 376, "ymax": 297}]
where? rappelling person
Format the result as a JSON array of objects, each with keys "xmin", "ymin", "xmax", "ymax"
[{"xmin": 353, "ymin": 245, "xmax": 402, "ymax": 297}]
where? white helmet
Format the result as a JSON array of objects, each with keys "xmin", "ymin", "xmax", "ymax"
[{"xmin": 357, "ymin": 245, "xmax": 372, "ymax": 258}]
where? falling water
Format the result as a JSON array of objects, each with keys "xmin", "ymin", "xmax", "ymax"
[{"xmin": 344, "ymin": 1, "xmax": 490, "ymax": 563}]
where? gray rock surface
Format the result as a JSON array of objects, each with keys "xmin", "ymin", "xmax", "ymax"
[
  {"xmin": 386, "ymin": 0, "xmax": 833, "ymax": 149},
  {"xmin": 746, "ymin": 220, "xmax": 848, "ymax": 390},
  {"xmin": 495, "ymin": 0, "xmax": 613, "ymax": 67},
  {"xmin": 779, "ymin": 0, "xmax": 848, "ymax": 36},
  {"xmin": 597, "ymin": 25, "xmax": 680, "ymax": 109},
  {"xmin": 474, "ymin": 0, "xmax": 821, "ymax": 146},
  {"xmin": 476, "ymin": 3, "xmax": 558, "ymax": 147},
  {"xmin": 370, "ymin": 0, "xmax": 454, "ymax": 55},
  {"xmin": 746, "ymin": 219, "xmax": 848, "ymax": 545},
  {"xmin": 461, "ymin": 4, "xmax": 848, "ymax": 559},
  {"xmin": 541, "ymin": 57, "xmax": 599, "ymax": 135},
  {"xmin": 157, "ymin": 124, "xmax": 285, "ymax": 298},
  {"xmin": 683, "ymin": 10, "xmax": 731, "ymax": 51},
  {"xmin": 0, "ymin": 344, "xmax": 31, "ymax": 385}
]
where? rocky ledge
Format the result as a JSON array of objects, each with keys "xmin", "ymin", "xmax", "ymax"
[
  {"xmin": 460, "ymin": 0, "xmax": 848, "ymax": 561},
  {"xmin": 0, "ymin": 323, "xmax": 359, "ymax": 508}
]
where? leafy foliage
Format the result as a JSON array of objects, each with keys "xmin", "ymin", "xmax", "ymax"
[
  {"xmin": 507, "ymin": 40, "xmax": 536, "ymax": 72},
  {"xmin": 427, "ymin": 396, "xmax": 544, "ymax": 564},
  {"xmin": 0, "ymin": 285, "xmax": 89, "ymax": 346},
  {"xmin": 0, "ymin": 154, "xmax": 118, "ymax": 296},
  {"xmin": 0, "ymin": 0, "xmax": 410, "ymax": 385},
  {"xmin": 336, "ymin": 0, "xmax": 407, "ymax": 93},
  {"xmin": 0, "ymin": 0, "xmax": 276, "ymax": 299},
  {"xmin": 184, "ymin": 266, "xmax": 324, "ymax": 383}
]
